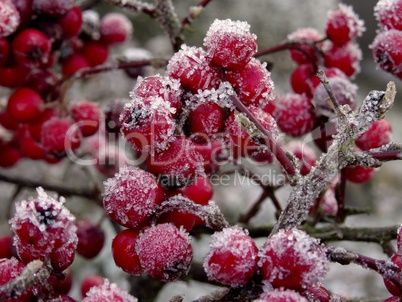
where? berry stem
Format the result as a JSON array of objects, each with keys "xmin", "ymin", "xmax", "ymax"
[{"xmin": 230, "ymin": 95, "xmax": 298, "ymax": 182}]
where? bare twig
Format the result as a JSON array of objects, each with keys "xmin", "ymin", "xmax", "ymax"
[{"xmin": 181, "ymin": 0, "xmax": 213, "ymax": 29}]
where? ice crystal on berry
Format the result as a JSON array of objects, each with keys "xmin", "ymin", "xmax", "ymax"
[{"xmin": 82, "ymin": 279, "xmax": 138, "ymax": 302}]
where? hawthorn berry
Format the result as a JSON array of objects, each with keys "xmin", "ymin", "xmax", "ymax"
[
  {"xmin": 136, "ymin": 223, "xmax": 193, "ymax": 282},
  {"xmin": 374, "ymin": 0, "xmax": 402, "ymax": 30},
  {"xmin": 324, "ymin": 42, "xmax": 362, "ymax": 77},
  {"xmin": 0, "ymin": 0, "xmax": 20, "ymax": 38},
  {"xmin": 0, "ymin": 234, "xmax": 14, "ymax": 259},
  {"xmin": 12, "ymin": 28, "xmax": 51, "ymax": 67},
  {"xmin": 100, "ymin": 12, "xmax": 133, "ymax": 45},
  {"xmin": 81, "ymin": 41, "xmax": 109, "ymax": 66},
  {"xmin": 256, "ymin": 288, "xmax": 309, "ymax": 302},
  {"xmin": 181, "ymin": 175, "xmax": 214, "ymax": 206},
  {"xmin": 286, "ymin": 141, "xmax": 317, "ymax": 176},
  {"xmin": 287, "ymin": 27, "xmax": 323, "ymax": 64},
  {"xmin": 75, "ymin": 219, "xmax": 105, "ymax": 259},
  {"xmin": 146, "ymin": 136, "xmax": 204, "ymax": 187},
  {"xmin": 61, "ymin": 54, "xmax": 91, "ymax": 76},
  {"xmin": 80, "ymin": 274, "xmax": 104, "ymax": 298},
  {"xmin": 355, "ymin": 119, "xmax": 392, "ymax": 151},
  {"xmin": 10, "ymin": 187, "xmax": 78, "ymax": 272},
  {"xmin": 70, "ymin": 101, "xmax": 101, "ymax": 137},
  {"xmin": 20, "ymin": 130, "xmax": 47, "ymax": 160},
  {"xmin": 0, "ymin": 63, "xmax": 29, "ymax": 88},
  {"xmin": 290, "ymin": 63, "xmax": 320, "ymax": 98},
  {"xmin": 156, "ymin": 206, "xmax": 197, "ymax": 232},
  {"xmin": 372, "ymin": 29, "xmax": 402, "ymax": 75},
  {"xmin": 59, "ymin": 5, "xmax": 83, "ymax": 38},
  {"xmin": 225, "ymin": 58, "xmax": 275, "ymax": 108},
  {"xmin": 383, "ymin": 253, "xmax": 402, "ymax": 296},
  {"xmin": 105, "ymin": 98, "xmax": 126, "ymax": 133},
  {"xmin": 258, "ymin": 228, "xmax": 328, "ymax": 291},
  {"xmin": 203, "ymin": 227, "xmax": 258, "ymax": 287},
  {"xmin": 28, "ymin": 107, "xmax": 58, "ymax": 141},
  {"xmin": 103, "ymin": 166, "xmax": 165, "ymax": 229},
  {"xmin": 7, "ymin": 87, "xmax": 45, "ymax": 123},
  {"xmin": 204, "ymin": 19, "xmax": 257, "ymax": 70},
  {"xmin": 0, "ymin": 37, "xmax": 10, "ymax": 65},
  {"xmin": 166, "ymin": 45, "xmax": 221, "ymax": 93},
  {"xmin": 0, "ymin": 144, "xmax": 21, "ymax": 168},
  {"xmin": 325, "ymin": 4, "xmax": 365, "ymax": 46},
  {"xmin": 25, "ymin": 69, "xmax": 62, "ymax": 101},
  {"xmin": 32, "ymin": 0, "xmax": 73, "ymax": 17},
  {"xmin": 344, "ymin": 165, "xmax": 375, "ymax": 184},
  {"xmin": 48, "ymin": 269, "xmax": 73, "ymax": 295},
  {"xmin": 273, "ymin": 93, "xmax": 316, "ymax": 137},
  {"xmin": 82, "ymin": 279, "xmax": 138, "ymax": 302},
  {"xmin": 112, "ymin": 229, "xmax": 142, "ymax": 275}
]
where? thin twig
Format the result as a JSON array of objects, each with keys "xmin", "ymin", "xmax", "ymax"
[{"xmin": 181, "ymin": 0, "xmax": 213, "ymax": 29}]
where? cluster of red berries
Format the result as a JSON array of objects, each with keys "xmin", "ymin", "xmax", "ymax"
[
  {"xmin": 0, "ymin": 0, "xmax": 132, "ymax": 168},
  {"xmin": 372, "ymin": 0, "xmax": 402, "ymax": 79}
]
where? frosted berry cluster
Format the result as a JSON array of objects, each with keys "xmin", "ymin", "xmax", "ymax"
[{"xmin": 0, "ymin": 1, "xmax": 132, "ymax": 168}]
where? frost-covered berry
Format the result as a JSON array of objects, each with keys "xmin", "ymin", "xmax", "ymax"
[
  {"xmin": 255, "ymin": 288, "xmax": 308, "ymax": 302},
  {"xmin": 224, "ymin": 106, "xmax": 278, "ymax": 159},
  {"xmin": 80, "ymin": 274, "xmax": 104, "ymax": 298},
  {"xmin": 166, "ymin": 45, "xmax": 221, "ymax": 93},
  {"xmin": 203, "ymin": 227, "xmax": 258, "ymax": 287},
  {"xmin": 70, "ymin": 101, "xmax": 101, "ymax": 137},
  {"xmin": 290, "ymin": 64, "xmax": 321, "ymax": 98},
  {"xmin": 325, "ymin": 4, "xmax": 365, "ymax": 46},
  {"xmin": 204, "ymin": 19, "xmax": 257, "ymax": 70},
  {"xmin": 303, "ymin": 283, "xmax": 332, "ymax": 302},
  {"xmin": 372, "ymin": 29, "xmax": 402, "ymax": 75},
  {"xmin": 258, "ymin": 228, "xmax": 328, "ymax": 291},
  {"xmin": 225, "ymin": 58, "xmax": 274, "ymax": 108},
  {"xmin": 355, "ymin": 119, "xmax": 392, "ymax": 151},
  {"xmin": 344, "ymin": 165, "xmax": 375, "ymax": 183},
  {"xmin": 0, "ymin": 234, "xmax": 14, "ymax": 259},
  {"xmin": 130, "ymin": 75, "xmax": 183, "ymax": 118},
  {"xmin": 274, "ymin": 93, "xmax": 316, "ymax": 137},
  {"xmin": 0, "ymin": 0, "xmax": 20, "ymax": 38},
  {"xmin": 100, "ymin": 12, "xmax": 132, "ymax": 45},
  {"xmin": 286, "ymin": 141, "xmax": 316, "ymax": 176},
  {"xmin": 75, "ymin": 219, "xmax": 105, "ymax": 259},
  {"xmin": 324, "ymin": 42, "xmax": 362, "ymax": 77},
  {"xmin": 12, "ymin": 28, "xmax": 51, "ymax": 67},
  {"xmin": 112, "ymin": 229, "xmax": 142, "ymax": 275},
  {"xmin": 32, "ymin": 0, "xmax": 73, "ymax": 17},
  {"xmin": 10, "ymin": 188, "xmax": 78, "ymax": 272},
  {"xmin": 103, "ymin": 166, "xmax": 165, "ymax": 229},
  {"xmin": 287, "ymin": 28, "xmax": 323, "ymax": 65},
  {"xmin": 82, "ymin": 279, "xmax": 138, "ymax": 302},
  {"xmin": 146, "ymin": 136, "xmax": 203, "ymax": 188},
  {"xmin": 7, "ymin": 87, "xmax": 45, "ymax": 123},
  {"xmin": 374, "ymin": 0, "xmax": 402, "ymax": 30},
  {"xmin": 120, "ymin": 96, "xmax": 175, "ymax": 154},
  {"xmin": 136, "ymin": 223, "xmax": 193, "ymax": 282},
  {"xmin": 383, "ymin": 253, "xmax": 402, "ymax": 296},
  {"xmin": 312, "ymin": 75, "xmax": 358, "ymax": 116},
  {"xmin": 40, "ymin": 117, "xmax": 82, "ymax": 157}
]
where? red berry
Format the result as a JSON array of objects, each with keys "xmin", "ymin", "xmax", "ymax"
[
  {"xmin": 59, "ymin": 5, "xmax": 82, "ymax": 38},
  {"xmin": 103, "ymin": 166, "xmax": 165, "ymax": 229},
  {"xmin": 287, "ymin": 28, "xmax": 323, "ymax": 64},
  {"xmin": 80, "ymin": 274, "xmax": 104, "ymax": 298},
  {"xmin": 0, "ymin": 63, "xmax": 29, "ymax": 88},
  {"xmin": 82, "ymin": 279, "xmax": 137, "ymax": 302},
  {"xmin": 156, "ymin": 207, "xmax": 197, "ymax": 232},
  {"xmin": 356, "ymin": 119, "xmax": 392, "ymax": 151},
  {"xmin": 324, "ymin": 42, "xmax": 362, "ymax": 77},
  {"xmin": 146, "ymin": 136, "xmax": 203, "ymax": 188},
  {"xmin": 225, "ymin": 106, "xmax": 278, "ymax": 159},
  {"xmin": 48, "ymin": 269, "xmax": 73, "ymax": 295},
  {"xmin": 112, "ymin": 229, "xmax": 142, "ymax": 275},
  {"xmin": 204, "ymin": 19, "xmax": 257, "ymax": 70},
  {"xmin": 48, "ymin": 295, "xmax": 77, "ymax": 302},
  {"xmin": 0, "ymin": 143, "xmax": 21, "ymax": 168},
  {"xmin": 344, "ymin": 165, "xmax": 375, "ymax": 183},
  {"xmin": 7, "ymin": 87, "xmax": 45, "ymax": 123},
  {"xmin": 374, "ymin": 0, "xmax": 402, "ymax": 30},
  {"xmin": 203, "ymin": 227, "xmax": 258, "ymax": 287},
  {"xmin": 70, "ymin": 101, "xmax": 101, "ymax": 137},
  {"xmin": 25, "ymin": 69, "xmax": 62, "ymax": 101},
  {"xmin": 286, "ymin": 141, "xmax": 316, "ymax": 176},
  {"xmin": 130, "ymin": 75, "xmax": 183, "ymax": 118},
  {"xmin": 12, "ymin": 28, "xmax": 51, "ymax": 67},
  {"xmin": 258, "ymin": 228, "xmax": 328, "ymax": 291},
  {"xmin": 290, "ymin": 64, "xmax": 320, "ymax": 98},
  {"xmin": 372, "ymin": 29, "xmax": 402, "ymax": 75},
  {"xmin": 256, "ymin": 288, "xmax": 308, "ymax": 302},
  {"xmin": 384, "ymin": 297, "xmax": 401, "ymax": 302},
  {"xmin": 10, "ymin": 188, "xmax": 78, "ymax": 272},
  {"xmin": 20, "ymin": 130, "xmax": 47, "ymax": 160},
  {"xmin": 273, "ymin": 93, "xmax": 316, "ymax": 137},
  {"xmin": 0, "ymin": 235, "xmax": 14, "ymax": 259},
  {"xmin": 181, "ymin": 175, "xmax": 213, "ymax": 206},
  {"xmin": 75, "ymin": 219, "xmax": 105, "ymax": 259},
  {"xmin": 226, "ymin": 58, "xmax": 274, "ymax": 108},
  {"xmin": 81, "ymin": 41, "xmax": 109, "ymax": 66},
  {"xmin": 100, "ymin": 12, "xmax": 133, "ymax": 45},
  {"xmin": 166, "ymin": 45, "xmax": 221, "ymax": 92},
  {"xmin": 136, "ymin": 223, "xmax": 193, "ymax": 282},
  {"xmin": 28, "ymin": 107, "xmax": 58, "ymax": 141},
  {"xmin": 0, "ymin": 0, "xmax": 20, "ymax": 38},
  {"xmin": 303, "ymin": 283, "xmax": 332, "ymax": 302},
  {"xmin": 325, "ymin": 4, "xmax": 365, "ymax": 46},
  {"xmin": 384, "ymin": 253, "xmax": 402, "ymax": 296},
  {"xmin": 12, "ymin": 0, "xmax": 33, "ymax": 28},
  {"xmin": 0, "ymin": 109, "xmax": 20, "ymax": 131},
  {"xmin": 120, "ymin": 96, "xmax": 176, "ymax": 154},
  {"xmin": 0, "ymin": 37, "xmax": 10, "ymax": 65},
  {"xmin": 62, "ymin": 53, "xmax": 90, "ymax": 76},
  {"xmin": 40, "ymin": 117, "xmax": 82, "ymax": 156},
  {"xmin": 32, "ymin": 0, "xmax": 73, "ymax": 17},
  {"xmin": 188, "ymin": 101, "xmax": 224, "ymax": 144},
  {"xmin": 105, "ymin": 98, "xmax": 126, "ymax": 133}
]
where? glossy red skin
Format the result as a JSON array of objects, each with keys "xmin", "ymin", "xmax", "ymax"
[
  {"xmin": 59, "ymin": 6, "xmax": 82, "ymax": 38},
  {"xmin": 81, "ymin": 41, "xmax": 109, "ymax": 66},
  {"xmin": 12, "ymin": 29, "xmax": 51, "ymax": 67},
  {"xmin": 112, "ymin": 229, "xmax": 142, "ymax": 275},
  {"xmin": 70, "ymin": 101, "xmax": 101, "ymax": 137},
  {"xmin": 7, "ymin": 87, "xmax": 45, "ymax": 123},
  {"xmin": 344, "ymin": 165, "xmax": 375, "ymax": 183},
  {"xmin": 62, "ymin": 54, "xmax": 90, "ymax": 76},
  {"xmin": 0, "ymin": 64, "xmax": 29, "ymax": 88},
  {"xmin": 0, "ymin": 144, "xmax": 21, "ymax": 168},
  {"xmin": 76, "ymin": 219, "xmax": 105, "ymax": 259},
  {"xmin": 355, "ymin": 119, "xmax": 392, "ymax": 151},
  {"xmin": 0, "ymin": 235, "xmax": 14, "ymax": 259}
]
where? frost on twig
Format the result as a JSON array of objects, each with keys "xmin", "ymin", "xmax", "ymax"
[
  {"xmin": 106, "ymin": 0, "xmax": 156, "ymax": 14},
  {"xmin": 272, "ymin": 82, "xmax": 396, "ymax": 234}
]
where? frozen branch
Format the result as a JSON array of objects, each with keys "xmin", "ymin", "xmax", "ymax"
[
  {"xmin": 106, "ymin": 0, "xmax": 156, "ymax": 15},
  {"xmin": 272, "ymin": 82, "xmax": 397, "ymax": 234}
]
